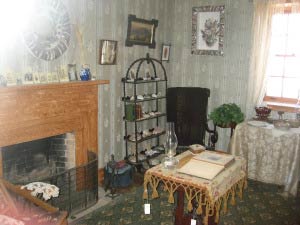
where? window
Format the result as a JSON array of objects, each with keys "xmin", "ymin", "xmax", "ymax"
[{"xmin": 264, "ymin": 11, "xmax": 300, "ymax": 111}]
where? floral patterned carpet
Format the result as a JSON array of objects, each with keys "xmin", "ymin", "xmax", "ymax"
[{"xmin": 73, "ymin": 180, "xmax": 300, "ymax": 225}]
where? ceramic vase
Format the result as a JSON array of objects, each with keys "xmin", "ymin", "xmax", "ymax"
[{"xmin": 80, "ymin": 64, "xmax": 91, "ymax": 81}]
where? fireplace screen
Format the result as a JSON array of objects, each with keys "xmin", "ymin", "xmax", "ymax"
[
  {"xmin": 41, "ymin": 152, "xmax": 98, "ymax": 214},
  {"xmin": 1, "ymin": 134, "xmax": 98, "ymax": 215}
]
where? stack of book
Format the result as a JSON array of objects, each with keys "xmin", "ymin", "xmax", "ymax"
[
  {"xmin": 125, "ymin": 104, "xmax": 142, "ymax": 121},
  {"xmin": 177, "ymin": 151, "xmax": 235, "ymax": 180}
]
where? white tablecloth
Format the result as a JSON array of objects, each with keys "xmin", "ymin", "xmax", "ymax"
[{"xmin": 229, "ymin": 121, "xmax": 300, "ymax": 196}]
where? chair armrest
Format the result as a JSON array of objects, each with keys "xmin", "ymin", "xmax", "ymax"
[{"xmin": 205, "ymin": 123, "xmax": 218, "ymax": 150}]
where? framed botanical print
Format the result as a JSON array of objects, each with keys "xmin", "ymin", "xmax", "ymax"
[{"xmin": 191, "ymin": 5, "xmax": 225, "ymax": 56}]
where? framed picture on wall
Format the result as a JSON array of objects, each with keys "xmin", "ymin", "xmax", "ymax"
[
  {"xmin": 68, "ymin": 64, "xmax": 78, "ymax": 80},
  {"xmin": 23, "ymin": 73, "xmax": 33, "ymax": 84},
  {"xmin": 99, "ymin": 40, "xmax": 117, "ymax": 65},
  {"xmin": 33, "ymin": 72, "xmax": 40, "ymax": 84},
  {"xmin": 47, "ymin": 72, "xmax": 59, "ymax": 83},
  {"xmin": 125, "ymin": 14, "xmax": 158, "ymax": 49},
  {"xmin": 5, "ymin": 73, "xmax": 17, "ymax": 86},
  {"xmin": 161, "ymin": 44, "xmax": 171, "ymax": 61},
  {"xmin": 0, "ymin": 75, "xmax": 7, "ymax": 86},
  {"xmin": 58, "ymin": 66, "xmax": 69, "ymax": 82},
  {"xmin": 39, "ymin": 73, "xmax": 48, "ymax": 83},
  {"xmin": 191, "ymin": 5, "xmax": 225, "ymax": 56}
]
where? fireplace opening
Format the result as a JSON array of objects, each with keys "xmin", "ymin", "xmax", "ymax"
[
  {"xmin": 1, "ymin": 133, "xmax": 98, "ymax": 214},
  {"xmin": 2, "ymin": 133, "xmax": 76, "ymax": 184}
]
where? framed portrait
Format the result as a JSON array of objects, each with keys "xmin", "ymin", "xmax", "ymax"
[
  {"xmin": 68, "ymin": 64, "xmax": 78, "ymax": 80},
  {"xmin": 0, "ymin": 75, "xmax": 7, "ymax": 86},
  {"xmin": 33, "ymin": 72, "xmax": 40, "ymax": 84},
  {"xmin": 5, "ymin": 73, "xmax": 17, "ymax": 86},
  {"xmin": 191, "ymin": 5, "xmax": 225, "ymax": 56},
  {"xmin": 39, "ymin": 73, "xmax": 48, "ymax": 83},
  {"xmin": 47, "ymin": 72, "xmax": 59, "ymax": 83},
  {"xmin": 58, "ymin": 66, "xmax": 69, "ymax": 82},
  {"xmin": 99, "ymin": 40, "xmax": 117, "ymax": 65},
  {"xmin": 23, "ymin": 73, "xmax": 33, "ymax": 84},
  {"xmin": 161, "ymin": 44, "xmax": 171, "ymax": 61},
  {"xmin": 125, "ymin": 14, "xmax": 158, "ymax": 49}
]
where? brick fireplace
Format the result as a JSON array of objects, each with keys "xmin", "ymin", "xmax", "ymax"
[
  {"xmin": 0, "ymin": 80, "xmax": 109, "ymax": 181},
  {"xmin": 2, "ymin": 133, "xmax": 76, "ymax": 184}
]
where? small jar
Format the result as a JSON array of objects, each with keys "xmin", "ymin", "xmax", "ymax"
[{"xmin": 80, "ymin": 64, "xmax": 91, "ymax": 81}]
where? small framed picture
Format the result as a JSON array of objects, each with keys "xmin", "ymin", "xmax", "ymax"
[
  {"xmin": 33, "ymin": 72, "xmax": 40, "ymax": 84},
  {"xmin": 47, "ymin": 72, "xmax": 59, "ymax": 83},
  {"xmin": 99, "ymin": 40, "xmax": 117, "ymax": 65},
  {"xmin": 68, "ymin": 64, "xmax": 78, "ymax": 81},
  {"xmin": 0, "ymin": 75, "xmax": 7, "ymax": 86},
  {"xmin": 23, "ymin": 73, "xmax": 34, "ymax": 84},
  {"xmin": 39, "ymin": 73, "xmax": 48, "ymax": 83},
  {"xmin": 58, "ymin": 66, "xmax": 69, "ymax": 82},
  {"xmin": 161, "ymin": 44, "xmax": 171, "ymax": 61}
]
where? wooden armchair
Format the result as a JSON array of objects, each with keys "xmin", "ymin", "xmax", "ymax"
[{"xmin": 166, "ymin": 87, "xmax": 218, "ymax": 152}]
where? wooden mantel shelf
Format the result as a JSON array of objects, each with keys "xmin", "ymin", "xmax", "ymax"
[{"xmin": 0, "ymin": 80, "xmax": 109, "ymax": 92}]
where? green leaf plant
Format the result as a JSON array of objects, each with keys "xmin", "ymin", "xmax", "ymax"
[{"xmin": 209, "ymin": 103, "xmax": 244, "ymax": 127}]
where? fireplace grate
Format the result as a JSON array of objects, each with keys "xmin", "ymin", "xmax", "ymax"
[{"xmin": 38, "ymin": 152, "xmax": 98, "ymax": 215}]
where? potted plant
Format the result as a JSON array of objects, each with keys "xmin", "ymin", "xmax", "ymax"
[{"xmin": 209, "ymin": 103, "xmax": 244, "ymax": 128}]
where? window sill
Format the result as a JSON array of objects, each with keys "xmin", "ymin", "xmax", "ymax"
[{"xmin": 266, "ymin": 101, "xmax": 299, "ymax": 113}]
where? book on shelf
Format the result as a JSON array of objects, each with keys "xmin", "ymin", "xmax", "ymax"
[{"xmin": 177, "ymin": 151, "xmax": 235, "ymax": 180}]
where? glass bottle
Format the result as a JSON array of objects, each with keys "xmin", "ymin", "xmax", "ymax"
[{"xmin": 162, "ymin": 122, "xmax": 178, "ymax": 169}]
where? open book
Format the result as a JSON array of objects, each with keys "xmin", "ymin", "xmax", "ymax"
[
  {"xmin": 193, "ymin": 151, "xmax": 234, "ymax": 167},
  {"xmin": 177, "ymin": 151, "xmax": 235, "ymax": 180}
]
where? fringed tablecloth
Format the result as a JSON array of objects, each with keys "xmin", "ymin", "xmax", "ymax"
[{"xmin": 143, "ymin": 151, "xmax": 247, "ymax": 225}]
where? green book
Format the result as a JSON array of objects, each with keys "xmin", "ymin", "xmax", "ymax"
[{"xmin": 125, "ymin": 104, "xmax": 135, "ymax": 121}]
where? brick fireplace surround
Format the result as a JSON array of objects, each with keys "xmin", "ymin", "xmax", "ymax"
[{"xmin": 0, "ymin": 80, "xmax": 109, "ymax": 180}]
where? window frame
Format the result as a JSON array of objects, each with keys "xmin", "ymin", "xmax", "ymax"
[{"xmin": 263, "ymin": 3, "xmax": 299, "ymax": 112}]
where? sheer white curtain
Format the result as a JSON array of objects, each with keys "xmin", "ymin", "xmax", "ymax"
[{"xmin": 246, "ymin": 0, "xmax": 300, "ymax": 119}]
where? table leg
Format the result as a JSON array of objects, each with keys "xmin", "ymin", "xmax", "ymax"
[
  {"xmin": 174, "ymin": 187, "xmax": 202, "ymax": 225},
  {"xmin": 174, "ymin": 188, "xmax": 218, "ymax": 225},
  {"xmin": 174, "ymin": 187, "xmax": 193, "ymax": 225}
]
